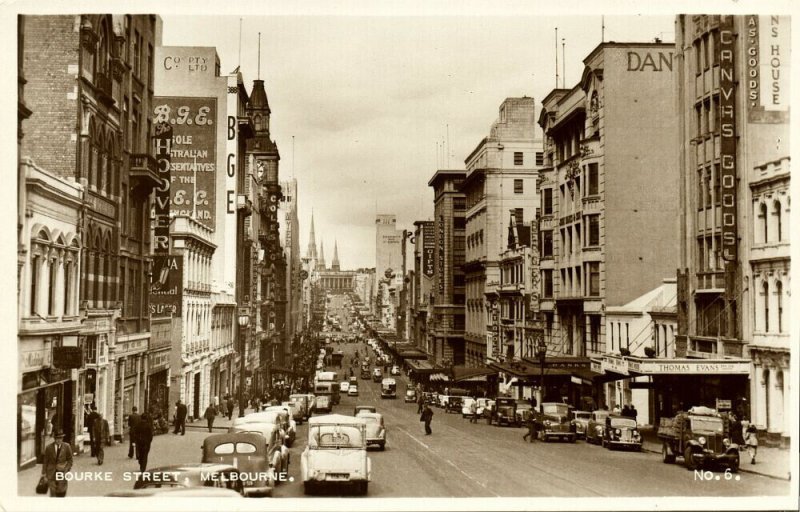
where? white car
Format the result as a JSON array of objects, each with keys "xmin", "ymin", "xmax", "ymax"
[
  {"xmin": 359, "ymin": 412, "xmax": 386, "ymax": 450},
  {"xmin": 348, "ymin": 385, "xmax": 359, "ymax": 397},
  {"xmin": 390, "ymin": 365, "xmax": 401, "ymax": 376},
  {"xmin": 301, "ymin": 414, "xmax": 371, "ymax": 495},
  {"xmin": 340, "ymin": 381, "xmax": 350, "ymax": 393},
  {"xmin": 256, "ymin": 408, "xmax": 297, "ymax": 447}
]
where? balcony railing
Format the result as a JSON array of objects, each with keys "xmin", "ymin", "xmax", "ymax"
[{"xmin": 129, "ymin": 153, "xmax": 160, "ymax": 192}]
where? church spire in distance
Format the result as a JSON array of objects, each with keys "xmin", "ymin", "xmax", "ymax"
[
  {"xmin": 318, "ymin": 239, "xmax": 326, "ymax": 270},
  {"xmin": 331, "ymin": 239, "xmax": 340, "ymax": 271},
  {"xmin": 306, "ymin": 210, "xmax": 318, "ymax": 263}
]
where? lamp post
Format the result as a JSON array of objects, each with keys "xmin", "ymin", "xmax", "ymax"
[
  {"xmin": 237, "ymin": 308, "xmax": 250, "ymax": 417},
  {"xmin": 536, "ymin": 338, "xmax": 547, "ymax": 411}
]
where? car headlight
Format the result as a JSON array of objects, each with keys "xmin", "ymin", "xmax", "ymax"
[
  {"xmin": 633, "ymin": 430, "xmax": 640, "ymax": 438},
  {"xmin": 595, "ymin": 425, "xmax": 603, "ymax": 433},
  {"xmin": 698, "ymin": 436, "xmax": 706, "ymax": 445},
  {"xmin": 544, "ymin": 420, "xmax": 551, "ymax": 426},
  {"xmin": 615, "ymin": 429, "xmax": 621, "ymax": 435},
  {"xmin": 723, "ymin": 437, "xmax": 730, "ymax": 447},
  {"xmin": 314, "ymin": 472, "xmax": 325, "ymax": 481}
]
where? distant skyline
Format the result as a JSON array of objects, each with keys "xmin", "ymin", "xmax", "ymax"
[{"xmin": 155, "ymin": 13, "xmax": 682, "ymax": 269}]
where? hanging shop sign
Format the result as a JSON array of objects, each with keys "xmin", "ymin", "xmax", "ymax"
[
  {"xmin": 719, "ymin": 15, "xmax": 738, "ymax": 262},
  {"xmin": 52, "ymin": 346, "xmax": 83, "ymax": 369},
  {"xmin": 150, "ymin": 254, "xmax": 184, "ymax": 317}
]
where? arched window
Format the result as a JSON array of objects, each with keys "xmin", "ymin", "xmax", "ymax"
[
  {"xmin": 93, "ymin": 232, "xmax": 102, "ymax": 305},
  {"xmin": 254, "ymin": 114, "xmax": 263, "ymax": 132},
  {"xmin": 30, "ymin": 254, "xmax": 41, "ymax": 315},
  {"xmin": 87, "ymin": 123, "xmax": 96, "ymax": 187},
  {"xmin": 105, "ymin": 137, "xmax": 114, "ymax": 195},
  {"xmin": 773, "ymin": 200, "xmax": 782, "ymax": 242},
  {"xmin": 760, "ymin": 203, "xmax": 768, "ymax": 243},
  {"xmin": 762, "ymin": 280, "xmax": 770, "ymax": 333},
  {"xmin": 775, "ymin": 280, "xmax": 783, "ymax": 333}
]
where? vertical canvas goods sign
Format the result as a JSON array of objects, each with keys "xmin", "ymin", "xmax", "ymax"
[
  {"xmin": 150, "ymin": 255, "xmax": 183, "ymax": 318},
  {"xmin": 152, "ymin": 121, "xmax": 172, "ymax": 254},
  {"xmin": 719, "ymin": 16, "xmax": 737, "ymax": 262},
  {"xmin": 153, "ymin": 97, "xmax": 218, "ymax": 229}
]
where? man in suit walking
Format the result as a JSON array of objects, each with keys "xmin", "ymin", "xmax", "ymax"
[
  {"xmin": 173, "ymin": 400, "xmax": 187, "ymax": 435},
  {"xmin": 41, "ymin": 429, "xmax": 73, "ymax": 497},
  {"xmin": 127, "ymin": 406, "xmax": 141, "ymax": 459},
  {"xmin": 86, "ymin": 404, "xmax": 100, "ymax": 457},
  {"xmin": 421, "ymin": 404, "xmax": 434, "ymax": 435},
  {"xmin": 136, "ymin": 413, "xmax": 154, "ymax": 472}
]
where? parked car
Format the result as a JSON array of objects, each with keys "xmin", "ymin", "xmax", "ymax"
[
  {"xmin": 658, "ymin": 407, "xmax": 739, "ymax": 471},
  {"xmin": 359, "ymin": 412, "xmax": 386, "ymax": 450},
  {"xmin": 301, "ymin": 414, "xmax": 371, "ymax": 495},
  {"xmin": 570, "ymin": 410, "xmax": 591, "ymax": 439},
  {"xmin": 404, "ymin": 389, "xmax": 417, "ymax": 403},
  {"xmin": 423, "ymin": 392, "xmax": 439, "ymax": 405},
  {"xmin": 390, "ymin": 365, "xmax": 401, "ymax": 376},
  {"xmin": 354, "ymin": 405, "xmax": 377, "ymax": 416},
  {"xmin": 348, "ymin": 385, "xmax": 359, "ymax": 397},
  {"xmin": 515, "ymin": 400, "xmax": 535, "ymax": 425},
  {"xmin": 201, "ymin": 433, "xmax": 274, "ymax": 496},
  {"xmin": 488, "ymin": 397, "xmax": 519, "ymax": 427},
  {"xmin": 602, "ymin": 415, "xmax": 643, "ymax": 451},
  {"xmin": 445, "ymin": 396, "xmax": 464, "ymax": 414},
  {"xmin": 131, "ymin": 464, "xmax": 245, "ymax": 494},
  {"xmin": 228, "ymin": 420, "xmax": 290, "ymax": 483},
  {"xmin": 586, "ymin": 410, "xmax": 611, "ymax": 445},
  {"xmin": 533, "ymin": 403, "xmax": 576, "ymax": 442}
]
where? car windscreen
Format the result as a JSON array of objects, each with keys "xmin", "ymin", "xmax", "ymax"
[
  {"xmin": 691, "ymin": 417, "xmax": 724, "ymax": 433},
  {"xmin": 609, "ymin": 417, "xmax": 637, "ymax": 428},
  {"xmin": 542, "ymin": 404, "xmax": 569, "ymax": 415},
  {"xmin": 309, "ymin": 425, "xmax": 364, "ymax": 448},
  {"xmin": 575, "ymin": 412, "xmax": 591, "ymax": 420}
]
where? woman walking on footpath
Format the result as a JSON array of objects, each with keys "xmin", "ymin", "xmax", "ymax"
[{"xmin": 745, "ymin": 422, "xmax": 758, "ymax": 464}]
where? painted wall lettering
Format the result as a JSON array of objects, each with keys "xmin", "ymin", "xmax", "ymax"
[
  {"xmin": 719, "ymin": 15, "xmax": 737, "ymax": 262},
  {"xmin": 627, "ymin": 51, "xmax": 674, "ymax": 72}
]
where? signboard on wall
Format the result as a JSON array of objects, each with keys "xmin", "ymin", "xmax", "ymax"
[
  {"xmin": 150, "ymin": 255, "xmax": 184, "ymax": 317},
  {"xmin": 422, "ymin": 221, "xmax": 435, "ymax": 278},
  {"xmin": 745, "ymin": 15, "xmax": 791, "ymax": 123},
  {"xmin": 153, "ymin": 97, "xmax": 218, "ymax": 229},
  {"xmin": 719, "ymin": 15, "xmax": 738, "ymax": 262},
  {"xmin": 152, "ymin": 121, "xmax": 173, "ymax": 254}
]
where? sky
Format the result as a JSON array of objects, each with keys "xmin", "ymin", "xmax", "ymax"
[{"xmin": 161, "ymin": 13, "xmax": 677, "ymax": 269}]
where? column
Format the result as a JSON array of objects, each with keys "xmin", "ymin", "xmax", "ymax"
[
  {"xmin": 753, "ymin": 364, "xmax": 765, "ymax": 427},
  {"xmin": 133, "ymin": 354, "xmax": 141, "ymax": 411},
  {"xmin": 782, "ymin": 367, "xmax": 790, "ymax": 439},
  {"xmin": 38, "ymin": 253, "xmax": 50, "ymax": 315}
]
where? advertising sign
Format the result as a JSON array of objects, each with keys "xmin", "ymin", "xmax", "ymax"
[
  {"xmin": 153, "ymin": 97, "xmax": 218, "ymax": 229},
  {"xmin": 150, "ymin": 254, "xmax": 184, "ymax": 317},
  {"xmin": 437, "ymin": 216, "xmax": 445, "ymax": 296},
  {"xmin": 422, "ymin": 221, "xmax": 435, "ymax": 278},
  {"xmin": 52, "ymin": 346, "xmax": 83, "ymax": 369},
  {"xmin": 152, "ymin": 121, "xmax": 173, "ymax": 253},
  {"xmin": 719, "ymin": 16, "xmax": 737, "ymax": 262},
  {"xmin": 745, "ymin": 15, "xmax": 791, "ymax": 123}
]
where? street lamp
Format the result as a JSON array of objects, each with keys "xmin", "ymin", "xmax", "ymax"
[
  {"xmin": 536, "ymin": 338, "xmax": 547, "ymax": 411},
  {"xmin": 237, "ymin": 309, "xmax": 250, "ymax": 417}
]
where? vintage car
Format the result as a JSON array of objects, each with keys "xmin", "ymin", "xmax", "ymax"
[
  {"xmin": 314, "ymin": 383, "xmax": 334, "ymax": 414},
  {"xmin": 515, "ymin": 400, "xmax": 535, "ymax": 425},
  {"xmin": 372, "ymin": 368, "xmax": 383, "ymax": 382},
  {"xmin": 340, "ymin": 381, "xmax": 351, "ymax": 393},
  {"xmin": 488, "ymin": 397, "xmax": 519, "ymax": 427},
  {"xmin": 423, "ymin": 392, "xmax": 439, "ymax": 405},
  {"xmin": 228, "ymin": 421, "xmax": 290, "ymax": 483},
  {"xmin": 281, "ymin": 401, "xmax": 304, "ymax": 425},
  {"xmin": 570, "ymin": 410, "xmax": 591, "ymax": 438},
  {"xmin": 445, "ymin": 396, "xmax": 464, "ymax": 414},
  {"xmin": 404, "ymin": 389, "xmax": 417, "ymax": 403},
  {"xmin": 354, "ymin": 405, "xmax": 377, "ymax": 416},
  {"xmin": 289, "ymin": 394, "xmax": 311, "ymax": 421},
  {"xmin": 390, "ymin": 365, "xmax": 401, "ymax": 376},
  {"xmin": 349, "ymin": 376, "xmax": 358, "ymax": 385},
  {"xmin": 360, "ymin": 368, "xmax": 371, "ymax": 380},
  {"xmin": 461, "ymin": 397, "xmax": 475, "ymax": 418},
  {"xmin": 359, "ymin": 412, "xmax": 386, "ymax": 450},
  {"xmin": 586, "ymin": 410, "xmax": 611, "ymax": 445},
  {"xmin": 380, "ymin": 378, "xmax": 397, "ymax": 399},
  {"xmin": 602, "ymin": 415, "xmax": 642, "ymax": 450},
  {"xmin": 348, "ymin": 385, "xmax": 359, "ymax": 397},
  {"xmin": 131, "ymin": 463, "xmax": 245, "ymax": 494},
  {"xmin": 260, "ymin": 408, "xmax": 298, "ymax": 446},
  {"xmin": 301, "ymin": 414, "xmax": 371, "ymax": 495},
  {"xmin": 201, "ymin": 433, "xmax": 274, "ymax": 496},
  {"xmin": 534, "ymin": 402, "xmax": 576, "ymax": 442},
  {"xmin": 659, "ymin": 407, "xmax": 740, "ymax": 471}
]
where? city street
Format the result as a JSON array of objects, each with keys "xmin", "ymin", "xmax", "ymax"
[{"xmin": 23, "ymin": 338, "xmax": 786, "ymax": 498}]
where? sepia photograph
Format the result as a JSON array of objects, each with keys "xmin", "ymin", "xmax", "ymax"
[{"xmin": 4, "ymin": 0, "xmax": 797, "ymax": 510}]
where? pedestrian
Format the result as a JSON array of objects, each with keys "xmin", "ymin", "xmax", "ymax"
[
  {"xmin": 204, "ymin": 403, "xmax": 217, "ymax": 433},
  {"xmin": 173, "ymin": 400, "xmax": 187, "ymax": 435},
  {"xmin": 40, "ymin": 429, "xmax": 72, "ymax": 497},
  {"xmin": 621, "ymin": 404, "xmax": 631, "ymax": 417},
  {"xmin": 226, "ymin": 397, "xmax": 235, "ymax": 420},
  {"xmin": 417, "ymin": 394, "xmax": 424, "ymax": 414},
  {"xmin": 522, "ymin": 409, "xmax": 536, "ymax": 443},
  {"xmin": 127, "ymin": 406, "xmax": 141, "ymax": 459},
  {"xmin": 630, "ymin": 405, "xmax": 638, "ymax": 422},
  {"xmin": 91, "ymin": 410, "xmax": 107, "ymax": 465},
  {"xmin": 745, "ymin": 422, "xmax": 758, "ymax": 464},
  {"xmin": 136, "ymin": 413, "xmax": 154, "ymax": 473},
  {"xmin": 420, "ymin": 404, "xmax": 434, "ymax": 435},
  {"xmin": 730, "ymin": 413, "xmax": 745, "ymax": 446},
  {"xmin": 86, "ymin": 404, "xmax": 100, "ymax": 457},
  {"xmin": 469, "ymin": 398, "xmax": 478, "ymax": 424}
]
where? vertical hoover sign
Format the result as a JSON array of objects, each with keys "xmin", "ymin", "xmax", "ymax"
[
  {"xmin": 153, "ymin": 121, "xmax": 173, "ymax": 254},
  {"xmin": 719, "ymin": 15, "xmax": 737, "ymax": 262}
]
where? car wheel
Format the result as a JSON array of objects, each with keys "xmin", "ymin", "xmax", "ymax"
[
  {"xmin": 303, "ymin": 482, "xmax": 315, "ymax": 495},
  {"xmin": 379, "ymin": 443, "xmax": 385, "ymax": 451},
  {"xmin": 730, "ymin": 453, "xmax": 740, "ymax": 473},
  {"xmin": 358, "ymin": 481, "xmax": 369, "ymax": 495},
  {"xmin": 601, "ymin": 438, "xmax": 606, "ymax": 448},
  {"xmin": 684, "ymin": 447, "xmax": 697, "ymax": 470},
  {"xmin": 569, "ymin": 435, "xmax": 576, "ymax": 443}
]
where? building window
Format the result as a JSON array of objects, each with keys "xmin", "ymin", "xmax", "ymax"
[
  {"xmin": 514, "ymin": 208, "xmax": 523, "ymax": 225},
  {"xmin": 587, "ymin": 215, "xmax": 600, "ymax": 246},
  {"xmin": 535, "ymin": 152, "xmax": 544, "ymax": 166},
  {"xmin": 589, "ymin": 315, "xmax": 600, "ymax": 353},
  {"xmin": 514, "ymin": 179, "xmax": 523, "ymax": 193},
  {"xmin": 776, "ymin": 280, "xmax": 783, "ymax": 333},
  {"xmin": 587, "ymin": 163, "xmax": 599, "ymax": 196},
  {"xmin": 63, "ymin": 261, "xmax": 72, "ymax": 315},
  {"xmin": 542, "ymin": 270, "xmax": 553, "ymax": 298},
  {"xmin": 762, "ymin": 281, "xmax": 769, "ymax": 333},
  {"xmin": 133, "ymin": 29, "xmax": 140, "ymax": 77},
  {"xmin": 760, "ymin": 203, "xmax": 768, "ymax": 243},
  {"xmin": 48, "ymin": 259, "xmax": 58, "ymax": 316},
  {"xmin": 543, "ymin": 188, "xmax": 553, "ymax": 215},
  {"xmin": 147, "ymin": 43, "xmax": 154, "ymax": 89},
  {"xmin": 610, "ymin": 322, "xmax": 615, "ymax": 352},
  {"xmin": 30, "ymin": 255, "xmax": 40, "ymax": 315},
  {"xmin": 541, "ymin": 230, "xmax": 553, "ymax": 257},
  {"xmin": 514, "ymin": 152, "xmax": 523, "ymax": 166},
  {"xmin": 773, "ymin": 200, "xmax": 782, "ymax": 242},
  {"xmin": 132, "ymin": 108, "xmax": 140, "ymax": 153},
  {"xmin": 588, "ymin": 262, "xmax": 600, "ymax": 296}
]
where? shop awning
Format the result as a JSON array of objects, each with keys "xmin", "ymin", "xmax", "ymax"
[
  {"xmin": 597, "ymin": 354, "xmax": 751, "ymax": 376},
  {"xmin": 407, "ymin": 359, "xmax": 437, "ymax": 374},
  {"xmin": 430, "ymin": 373, "xmax": 450, "ymax": 382},
  {"xmin": 399, "ymin": 348, "xmax": 429, "ymax": 360},
  {"xmin": 452, "ymin": 366, "xmax": 497, "ymax": 382}
]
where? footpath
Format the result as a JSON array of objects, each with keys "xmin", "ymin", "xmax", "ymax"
[{"xmin": 638, "ymin": 426, "xmax": 791, "ymax": 481}]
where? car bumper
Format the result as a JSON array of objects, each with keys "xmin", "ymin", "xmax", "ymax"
[
  {"xmin": 366, "ymin": 437, "xmax": 385, "ymax": 446},
  {"xmin": 543, "ymin": 430, "xmax": 574, "ymax": 437},
  {"xmin": 607, "ymin": 440, "xmax": 642, "ymax": 448},
  {"xmin": 694, "ymin": 451, "xmax": 739, "ymax": 466},
  {"xmin": 243, "ymin": 485, "xmax": 273, "ymax": 497}
]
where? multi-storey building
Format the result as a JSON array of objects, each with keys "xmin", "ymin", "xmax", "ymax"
[
  {"xmin": 279, "ymin": 179, "xmax": 302, "ymax": 352},
  {"xmin": 375, "ymin": 214, "xmax": 403, "ymax": 322},
  {"xmin": 21, "ymin": 14, "xmax": 162, "ymax": 443},
  {"xmin": 537, "ymin": 42, "xmax": 679, "ymax": 364},
  {"xmin": 675, "ymin": 15, "xmax": 790, "ymax": 445},
  {"xmin": 462, "ymin": 97, "xmax": 543, "ymax": 366},
  {"xmin": 427, "ymin": 170, "xmax": 466, "ymax": 365},
  {"xmin": 411, "ymin": 221, "xmax": 434, "ymax": 353}
]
